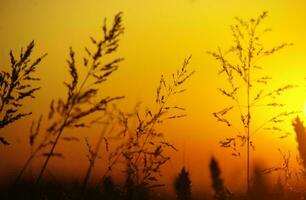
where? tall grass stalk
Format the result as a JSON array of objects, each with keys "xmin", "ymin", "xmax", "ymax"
[
  {"xmin": 35, "ymin": 12, "xmax": 125, "ymax": 185},
  {"xmin": 209, "ymin": 11, "xmax": 294, "ymax": 195},
  {"xmin": 82, "ymin": 111, "xmax": 115, "ymax": 192},
  {"xmin": 122, "ymin": 56, "xmax": 194, "ymax": 188},
  {"xmin": 96, "ymin": 57, "xmax": 194, "ymax": 192},
  {"xmin": 0, "ymin": 41, "xmax": 46, "ymax": 145}
]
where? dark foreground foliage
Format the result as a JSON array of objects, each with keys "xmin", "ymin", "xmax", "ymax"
[{"xmin": 174, "ymin": 167, "xmax": 192, "ymax": 200}]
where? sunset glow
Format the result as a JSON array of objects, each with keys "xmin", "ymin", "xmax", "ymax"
[{"xmin": 1, "ymin": 0, "xmax": 306, "ymax": 199}]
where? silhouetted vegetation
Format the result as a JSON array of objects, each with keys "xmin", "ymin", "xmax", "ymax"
[
  {"xmin": 2, "ymin": 8, "xmax": 306, "ymax": 200},
  {"xmin": 209, "ymin": 11, "xmax": 295, "ymax": 194},
  {"xmin": 174, "ymin": 167, "xmax": 192, "ymax": 200},
  {"xmin": 14, "ymin": 12, "xmax": 125, "ymax": 185},
  {"xmin": 210, "ymin": 157, "xmax": 232, "ymax": 200},
  {"xmin": 35, "ymin": 11, "xmax": 125, "ymax": 185},
  {"xmin": 114, "ymin": 56, "xmax": 194, "ymax": 189},
  {"xmin": 0, "ymin": 41, "xmax": 47, "ymax": 145},
  {"xmin": 293, "ymin": 117, "xmax": 306, "ymax": 169}
]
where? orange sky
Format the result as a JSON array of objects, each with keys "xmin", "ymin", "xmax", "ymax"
[{"xmin": 1, "ymin": 0, "xmax": 306, "ymax": 193}]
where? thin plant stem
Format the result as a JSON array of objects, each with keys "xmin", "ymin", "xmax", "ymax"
[
  {"xmin": 35, "ymin": 72, "xmax": 90, "ymax": 185},
  {"xmin": 82, "ymin": 121, "xmax": 111, "ymax": 192}
]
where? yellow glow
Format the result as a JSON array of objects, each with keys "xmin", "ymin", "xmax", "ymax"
[{"xmin": 1, "ymin": 0, "xmax": 306, "ymax": 192}]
